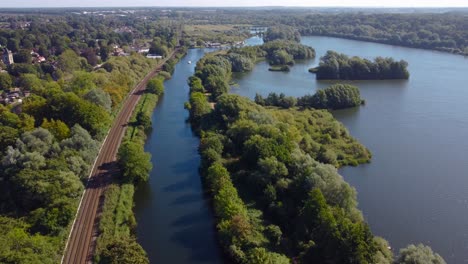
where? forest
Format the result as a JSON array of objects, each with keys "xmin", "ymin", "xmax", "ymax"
[
  {"xmin": 0, "ymin": 12, "xmax": 179, "ymax": 263},
  {"xmin": 311, "ymin": 51, "xmax": 410, "ymax": 80}
]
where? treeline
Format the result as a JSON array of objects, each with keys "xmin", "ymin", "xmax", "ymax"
[
  {"xmin": 292, "ymin": 13, "xmax": 468, "ymax": 56},
  {"xmin": 312, "ymin": 51, "xmax": 410, "ymax": 80},
  {"xmin": 186, "ymin": 44, "xmax": 446, "ymax": 264},
  {"xmin": 263, "ymin": 25, "xmax": 301, "ymax": 43},
  {"xmin": 255, "ymin": 84, "xmax": 364, "ymax": 110},
  {"xmin": 177, "ymin": 10, "xmax": 468, "ymax": 56}
]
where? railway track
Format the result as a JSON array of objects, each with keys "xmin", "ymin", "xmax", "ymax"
[{"xmin": 62, "ymin": 50, "xmax": 177, "ymax": 264}]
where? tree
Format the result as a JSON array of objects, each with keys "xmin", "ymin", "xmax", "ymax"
[
  {"xmin": 396, "ymin": 244, "xmax": 446, "ymax": 264},
  {"xmin": 57, "ymin": 50, "xmax": 82, "ymax": 73},
  {"xmin": 0, "ymin": 72, "xmax": 12, "ymax": 91},
  {"xmin": 13, "ymin": 49, "xmax": 32, "ymax": 64},
  {"xmin": 7, "ymin": 39, "xmax": 19, "ymax": 52},
  {"xmin": 146, "ymin": 77, "xmax": 164, "ymax": 96},
  {"xmin": 246, "ymin": 248, "xmax": 290, "ymax": 264},
  {"xmin": 41, "ymin": 118, "xmax": 70, "ymax": 141},
  {"xmin": 263, "ymin": 26, "xmax": 301, "ymax": 43},
  {"xmin": 81, "ymin": 48, "xmax": 99, "ymax": 66},
  {"xmin": 117, "ymin": 141, "xmax": 152, "ymax": 183},
  {"xmin": 84, "ymin": 88, "xmax": 112, "ymax": 112},
  {"xmin": 135, "ymin": 111, "xmax": 151, "ymax": 132},
  {"xmin": 99, "ymin": 238, "xmax": 149, "ymax": 264}
]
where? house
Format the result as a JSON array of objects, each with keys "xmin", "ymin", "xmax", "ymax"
[
  {"xmin": 138, "ymin": 48, "xmax": 150, "ymax": 54},
  {"xmin": 31, "ymin": 51, "xmax": 46, "ymax": 64},
  {"xmin": 146, "ymin": 54, "xmax": 163, "ymax": 59},
  {"xmin": 2, "ymin": 48, "xmax": 14, "ymax": 65}
]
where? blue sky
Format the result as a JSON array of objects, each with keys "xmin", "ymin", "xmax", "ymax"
[{"xmin": 0, "ymin": 0, "xmax": 467, "ymax": 7}]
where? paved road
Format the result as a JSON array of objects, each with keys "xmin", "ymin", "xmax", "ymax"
[{"xmin": 62, "ymin": 51, "xmax": 176, "ymax": 264}]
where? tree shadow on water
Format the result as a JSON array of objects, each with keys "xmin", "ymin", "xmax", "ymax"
[
  {"xmin": 170, "ymin": 219, "xmax": 223, "ymax": 263},
  {"xmin": 171, "ymin": 207, "xmax": 211, "ymax": 228},
  {"xmin": 171, "ymin": 193, "xmax": 202, "ymax": 206}
]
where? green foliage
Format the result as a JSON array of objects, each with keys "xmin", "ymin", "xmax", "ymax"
[
  {"xmin": 23, "ymin": 91, "xmax": 111, "ymax": 138},
  {"xmin": 58, "ymin": 50, "xmax": 83, "ymax": 74},
  {"xmin": 0, "ymin": 72, "xmax": 12, "ymax": 90},
  {"xmin": 315, "ymin": 51, "xmax": 410, "ymax": 80},
  {"xmin": 40, "ymin": 118, "xmax": 70, "ymax": 141},
  {"xmin": 146, "ymin": 77, "xmax": 164, "ymax": 96},
  {"xmin": 84, "ymin": 88, "xmax": 113, "ymax": 112},
  {"xmin": 186, "ymin": 92, "xmax": 211, "ymax": 125},
  {"xmin": 99, "ymin": 237, "xmax": 149, "ymax": 264},
  {"xmin": 255, "ymin": 93, "xmax": 296, "ymax": 108},
  {"xmin": 135, "ymin": 111, "xmax": 152, "ymax": 132},
  {"xmin": 396, "ymin": 244, "xmax": 446, "ymax": 264},
  {"xmin": 13, "ymin": 49, "xmax": 32, "ymax": 64},
  {"xmin": 298, "ymin": 84, "xmax": 363, "ymax": 110},
  {"xmin": 263, "ymin": 26, "xmax": 301, "ymax": 43},
  {"xmin": 0, "ymin": 216, "xmax": 59, "ymax": 264},
  {"xmin": 117, "ymin": 141, "xmax": 152, "ymax": 184},
  {"xmin": 227, "ymin": 53, "xmax": 254, "ymax": 72},
  {"xmin": 262, "ymin": 40, "xmax": 315, "ymax": 63}
]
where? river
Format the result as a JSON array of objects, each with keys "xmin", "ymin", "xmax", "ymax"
[
  {"xmin": 231, "ymin": 35, "xmax": 468, "ymax": 263},
  {"xmin": 134, "ymin": 48, "xmax": 223, "ymax": 264}
]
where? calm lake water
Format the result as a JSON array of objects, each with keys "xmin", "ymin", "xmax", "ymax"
[
  {"xmin": 134, "ymin": 48, "xmax": 223, "ymax": 264},
  {"xmin": 233, "ymin": 36, "xmax": 468, "ymax": 263}
]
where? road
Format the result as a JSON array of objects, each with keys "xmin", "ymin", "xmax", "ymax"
[{"xmin": 62, "ymin": 50, "xmax": 177, "ymax": 264}]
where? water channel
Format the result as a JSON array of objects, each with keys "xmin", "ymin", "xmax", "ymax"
[
  {"xmin": 134, "ymin": 48, "xmax": 223, "ymax": 264},
  {"xmin": 135, "ymin": 35, "xmax": 468, "ymax": 263}
]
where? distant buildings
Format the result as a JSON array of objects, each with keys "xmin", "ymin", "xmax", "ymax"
[{"xmin": 2, "ymin": 48, "xmax": 14, "ymax": 65}]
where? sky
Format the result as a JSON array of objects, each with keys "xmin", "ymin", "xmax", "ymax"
[{"xmin": 0, "ymin": 0, "xmax": 467, "ymax": 8}]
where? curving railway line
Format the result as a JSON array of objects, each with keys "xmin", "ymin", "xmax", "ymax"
[{"xmin": 61, "ymin": 50, "xmax": 177, "ymax": 264}]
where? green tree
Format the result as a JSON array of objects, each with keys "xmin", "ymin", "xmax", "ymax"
[
  {"xmin": 0, "ymin": 72, "xmax": 13, "ymax": 91},
  {"xmin": 146, "ymin": 77, "xmax": 164, "ymax": 96},
  {"xmin": 117, "ymin": 141, "xmax": 152, "ymax": 184},
  {"xmin": 84, "ymin": 88, "xmax": 112, "ymax": 112},
  {"xmin": 396, "ymin": 244, "xmax": 446, "ymax": 264},
  {"xmin": 13, "ymin": 50, "xmax": 32, "ymax": 64},
  {"xmin": 99, "ymin": 238, "xmax": 149, "ymax": 264},
  {"xmin": 41, "ymin": 118, "xmax": 70, "ymax": 141},
  {"xmin": 7, "ymin": 39, "xmax": 19, "ymax": 52}
]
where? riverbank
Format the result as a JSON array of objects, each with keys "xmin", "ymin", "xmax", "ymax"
[{"xmin": 93, "ymin": 48, "xmax": 187, "ymax": 262}]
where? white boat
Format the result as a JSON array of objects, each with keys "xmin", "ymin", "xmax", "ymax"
[{"xmin": 188, "ymin": 60, "xmax": 192, "ymax": 64}]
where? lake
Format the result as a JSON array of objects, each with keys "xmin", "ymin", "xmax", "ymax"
[
  {"xmin": 133, "ymin": 48, "xmax": 224, "ymax": 264},
  {"xmin": 231, "ymin": 35, "xmax": 468, "ymax": 263}
]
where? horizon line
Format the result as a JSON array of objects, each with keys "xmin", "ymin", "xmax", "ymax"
[{"xmin": 0, "ymin": 6, "xmax": 467, "ymax": 9}]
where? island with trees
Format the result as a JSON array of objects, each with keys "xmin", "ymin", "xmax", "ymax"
[
  {"xmin": 185, "ymin": 38, "xmax": 445, "ymax": 263},
  {"xmin": 310, "ymin": 51, "xmax": 410, "ymax": 80},
  {"xmin": 255, "ymin": 84, "xmax": 365, "ymax": 110}
]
